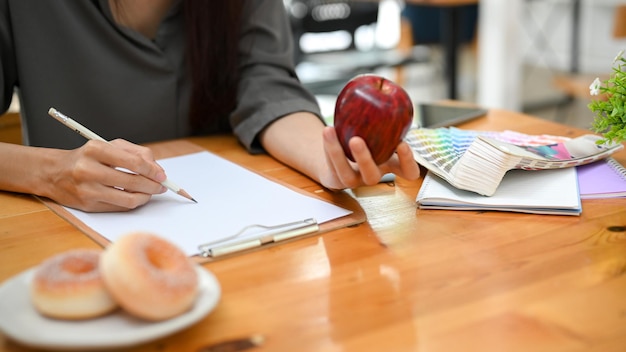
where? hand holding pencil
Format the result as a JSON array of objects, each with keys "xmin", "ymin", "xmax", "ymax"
[{"xmin": 47, "ymin": 108, "xmax": 196, "ymax": 212}]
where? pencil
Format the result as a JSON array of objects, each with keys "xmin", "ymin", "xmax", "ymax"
[{"xmin": 48, "ymin": 107, "xmax": 197, "ymax": 203}]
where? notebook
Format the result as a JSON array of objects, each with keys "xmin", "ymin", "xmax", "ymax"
[
  {"xmin": 577, "ymin": 158, "xmax": 626, "ymax": 199},
  {"xmin": 416, "ymin": 168, "xmax": 582, "ymax": 216}
]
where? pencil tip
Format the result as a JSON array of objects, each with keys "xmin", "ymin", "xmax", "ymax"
[{"xmin": 176, "ymin": 188, "xmax": 197, "ymax": 203}]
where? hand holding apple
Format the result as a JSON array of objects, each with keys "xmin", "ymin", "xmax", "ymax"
[{"xmin": 333, "ymin": 74, "xmax": 414, "ymax": 165}]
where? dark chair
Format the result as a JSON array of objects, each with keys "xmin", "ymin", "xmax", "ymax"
[{"xmin": 400, "ymin": 4, "xmax": 478, "ymax": 46}]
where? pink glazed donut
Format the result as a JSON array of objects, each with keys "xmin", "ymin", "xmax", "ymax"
[
  {"xmin": 30, "ymin": 249, "xmax": 118, "ymax": 320},
  {"xmin": 100, "ymin": 232, "xmax": 199, "ymax": 321}
]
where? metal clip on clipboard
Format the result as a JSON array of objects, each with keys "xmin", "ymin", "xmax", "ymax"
[{"xmin": 198, "ymin": 218, "xmax": 319, "ymax": 257}]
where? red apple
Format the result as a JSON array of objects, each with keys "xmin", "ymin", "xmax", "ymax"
[{"xmin": 334, "ymin": 74, "xmax": 414, "ymax": 164}]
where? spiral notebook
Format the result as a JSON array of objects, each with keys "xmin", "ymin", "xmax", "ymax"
[{"xmin": 577, "ymin": 158, "xmax": 626, "ymax": 199}]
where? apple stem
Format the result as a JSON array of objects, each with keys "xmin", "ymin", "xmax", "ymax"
[{"xmin": 378, "ymin": 79, "xmax": 384, "ymax": 90}]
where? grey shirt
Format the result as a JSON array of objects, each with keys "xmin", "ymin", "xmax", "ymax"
[{"xmin": 0, "ymin": 0, "xmax": 322, "ymax": 152}]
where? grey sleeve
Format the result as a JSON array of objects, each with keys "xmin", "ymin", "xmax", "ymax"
[
  {"xmin": 230, "ymin": 0, "xmax": 323, "ymax": 154},
  {"xmin": 0, "ymin": 0, "xmax": 17, "ymax": 114}
]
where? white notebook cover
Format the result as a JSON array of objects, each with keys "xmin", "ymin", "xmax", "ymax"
[{"xmin": 417, "ymin": 168, "xmax": 582, "ymax": 216}]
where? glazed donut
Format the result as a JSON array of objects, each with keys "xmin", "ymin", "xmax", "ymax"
[
  {"xmin": 30, "ymin": 249, "xmax": 118, "ymax": 320},
  {"xmin": 100, "ymin": 232, "xmax": 198, "ymax": 321}
]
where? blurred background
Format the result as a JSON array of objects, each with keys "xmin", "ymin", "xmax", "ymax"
[
  {"xmin": 3, "ymin": 0, "xmax": 625, "ymax": 142},
  {"xmin": 285, "ymin": 0, "xmax": 626, "ymax": 129}
]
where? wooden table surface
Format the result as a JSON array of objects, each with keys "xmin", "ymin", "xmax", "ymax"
[{"xmin": 1, "ymin": 109, "xmax": 625, "ymax": 352}]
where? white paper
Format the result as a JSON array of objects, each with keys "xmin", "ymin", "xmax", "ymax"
[{"xmin": 64, "ymin": 151, "xmax": 353, "ymax": 255}]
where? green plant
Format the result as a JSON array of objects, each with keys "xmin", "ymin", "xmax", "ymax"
[{"xmin": 588, "ymin": 50, "xmax": 626, "ymax": 144}]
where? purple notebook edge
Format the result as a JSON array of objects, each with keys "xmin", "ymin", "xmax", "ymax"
[{"xmin": 576, "ymin": 158, "xmax": 626, "ymax": 196}]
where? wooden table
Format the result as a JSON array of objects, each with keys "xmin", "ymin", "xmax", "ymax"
[{"xmin": 1, "ymin": 109, "xmax": 626, "ymax": 352}]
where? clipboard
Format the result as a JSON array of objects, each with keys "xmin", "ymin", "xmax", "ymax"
[{"xmin": 40, "ymin": 139, "xmax": 367, "ymax": 263}]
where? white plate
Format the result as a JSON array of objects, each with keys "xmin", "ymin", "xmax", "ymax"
[{"xmin": 0, "ymin": 266, "xmax": 220, "ymax": 350}]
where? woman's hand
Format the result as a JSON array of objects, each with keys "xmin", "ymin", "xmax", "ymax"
[
  {"xmin": 320, "ymin": 126, "xmax": 420, "ymax": 190},
  {"xmin": 42, "ymin": 139, "xmax": 168, "ymax": 212},
  {"xmin": 260, "ymin": 112, "xmax": 420, "ymax": 192}
]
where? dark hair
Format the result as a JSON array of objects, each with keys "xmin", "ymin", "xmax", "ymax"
[{"xmin": 183, "ymin": 0, "xmax": 244, "ymax": 133}]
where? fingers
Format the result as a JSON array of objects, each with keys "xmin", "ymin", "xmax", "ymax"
[
  {"xmin": 348, "ymin": 137, "xmax": 383, "ymax": 185},
  {"xmin": 76, "ymin": 184, "xmax": 154, "ymax": 213},
  {"xmin": 108, "ymin": 139, "xmax": 167, "ymax": 183},
  {"xmin": 323, "ymin": 127, "xmax": 361, "ymax": 189},
  {"xmin": 87, "ymin": 141, "xmax": 167, "ymax": 193},
  {"xmin": 323, "ymin": 127, "xmax": 400, "ymax": 188},
  {"xmin": 53, "ymin": 159, "xmax": 156, "ymax": 212},
  {"xmin": 323, "ymin": 127, "xmax": 420, "ymax": 190},
  {"xmin": 92, "ymin": 162, "xmax": 167, "ymax": 196},
  {"xmin": 63, "ymin": 140, "xmax": 168, "ymax": 211},
  {"xmin": 394, "ymin": 142, "xmax": 421, "ymax": 180}
]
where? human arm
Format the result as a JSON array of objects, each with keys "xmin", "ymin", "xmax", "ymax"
[
  {"xmin": 260, "ymin": 112, "xmax": 420, "ymax": 190},
  {"xmin": 0, "ymin": 140, "xmax": 168, "ymax": 212},
  {"xmin": 0, "ymin": 0, "xmax": 170, "ymax": 212},
  {"xmin": 232, "ymin": 0, "xmax": 419, "ymax": 189}
]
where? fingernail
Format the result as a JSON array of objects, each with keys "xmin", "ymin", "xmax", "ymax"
[{"xmin": 156, "ymin": 171, "xmax": 167, "ymax": 182}]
